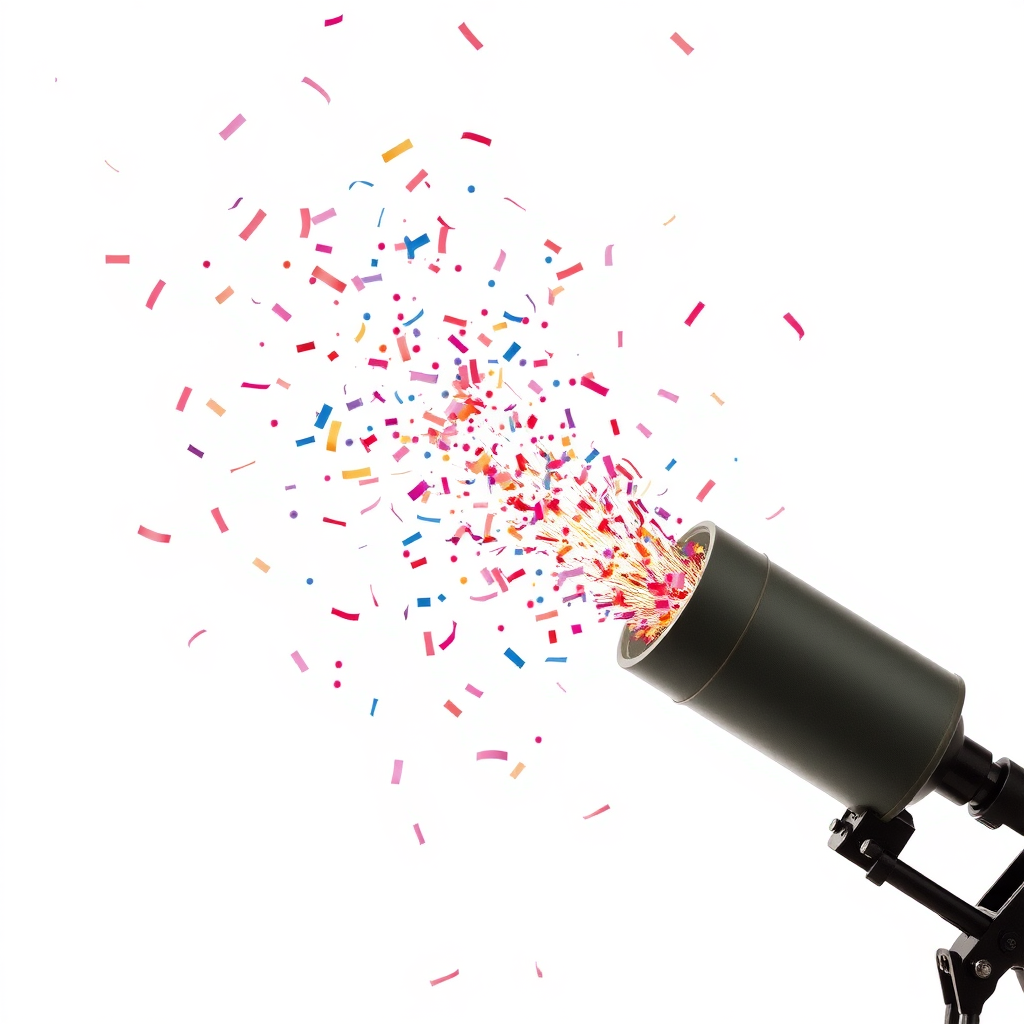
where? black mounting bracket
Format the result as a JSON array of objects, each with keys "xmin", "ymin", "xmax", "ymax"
[{"xmin": 829, "ymin": 806, "xmax": 1024, "ymax": 1022}]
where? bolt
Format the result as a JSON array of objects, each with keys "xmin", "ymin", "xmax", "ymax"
[
  {"xmin": 860, "ymin": 840, "xmax": 883, "ymax": 859},
  {"xmin": 829, "ymin": 818, "xmax": 842, "ymax": 833},
  {"xmin": 1000, "ymin": 933, "xmax": 1019, "ymax": 953},
  {"xmin": 974, "ymin": 960, "xmax": 993, "ymax": 979}
]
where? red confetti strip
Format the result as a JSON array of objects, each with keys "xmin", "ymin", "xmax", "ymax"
[
  {"xmin": 241, "ymin": 382, "xmax": 270, "ymax": 389},
  {"xmin": 670, "ymin": 31, "xmax": 694, "ymax": 55},
  {"xmin": 555, "ymin": 262, "xmax": 583, "ymax": 280},
  {"xmin": 138, "ymin": 525, "xmax": 171, "ymax": 543},
  {"xmin": 457, "ymin": 21, "xmax": 483, "ymax": 49},
  {"xmin": 175, "ymin": 387, "xmax": 192, "ymax": 411},
  {"xmin": 105, "ymin": 254, "xmax": 129, "ymax": 264},
  {"xmin": 187, "ymin": 629, "xmax": 206, "ymax": 647},
  {"xmin": 583, "ymin": 804, "xmax": 610, "ymax": 819},
  {"xmin": 406, "ymin": 168, "xmax": 428, "ymax": 191},
  {"xmin": 424, "ymin": 632, "xmax": 435, "ymax": 656},
  {"xmin": 437, "ymin": 215, "xmax": 454, "ymax": 253},
  {"xmin": 238, "ymin": 209, "xmax": 266, "ymax": 240},
  {"xmin": 444, "ymin": 700, "xmax": 462, "ymax": 717},
  {"xmin": 324, "ymin": 14, "xmax": 343, "ymax": 26},
  {"xmin": 766, "ymin": 506, "xmax": 786, "ymax": 520},
  {"xmin": 210, "ymin": 507, "xmax": 229, "ymax": 533},
  {"xmin": 311, "ymin": 265, "xmax": 346, "ymax": 292},
  {"xmin": 461, "ymin": 131, "xmax": 491, "ymax": 146},
  {"xmin": 696, "ymin": 480, "xmax": 715, "ymax": 502},
  {"xmin": 299, "ymin": 209, "xmax": 311, "ymax": 238},
  {"xmin": 322, "ymin": 517, "xmax": 346, "ymax": 526},
  {"xmin": 429, "ymin": 969, "xmax": 459, "ymax": 987},
  {"xmin": 296, "ymin": 341, "xmax": 316, "ymax": 353},
  {"xmin": 783, "ymin": 312, "xmax": 805, "ymax": 339},
  {"xmin": 544, "ymin": 239, "xmax": 562, "ymax": 253},
  {"xmin": 684, "ymin": 301, "xmax": 704, "ymax": 326},
  {"xmin": 301, "ymin": 76, "xmax": 331, "ymax": 103},
  {"xmin": 145, "ymin": 279, "xmax": 166, "ymax": 310},
  {"xmin": 579, "ymin": 375, "xmax": 609, "ymax": 397},
  {"xmin": 331, "ymin": 608, "xmax": 360, "ymax": 621}
]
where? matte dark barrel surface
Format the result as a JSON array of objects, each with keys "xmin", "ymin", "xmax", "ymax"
[{"xmin": 617, "ymin": 521, "xmax": 965, "ymax": 821}]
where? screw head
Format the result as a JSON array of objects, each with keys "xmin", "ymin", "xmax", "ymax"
[
  {"xmin": 1000, "ymin": 933, "xmax": 1019, "ymax": 953},
  {"xmin": 974, "ymin": 960, "xmax": 993, "ymax": 979},
  {"xmin": 860, "ymin": 840, "xmax": 882, "ymax": 859}
]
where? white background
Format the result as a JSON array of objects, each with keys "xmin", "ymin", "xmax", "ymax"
[{"xmin": 3, "ymin": 3, "xmax": 1024, "ymax": 1022}]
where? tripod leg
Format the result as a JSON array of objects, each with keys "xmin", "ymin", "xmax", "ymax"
[{"xmin": 937, "ymin": 952, "xmax": 957, "ymax": 1024}]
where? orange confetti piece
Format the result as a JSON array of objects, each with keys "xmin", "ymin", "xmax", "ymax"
[
  {"xmin": 381, "ymin": 138, "xmax": 413, "ymax": 163},
  {"xmin": 253, "ymin": 558, "xmax": 270, "ymax": 573},
  {"xmin": 510, "ymin": 762, "xmax": 525, "ymax": 779}
]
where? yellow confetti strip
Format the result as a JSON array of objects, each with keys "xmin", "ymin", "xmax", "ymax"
[
  {"xmin": 354, "ymin": 323, "xmax": 365, "ymax": 342},
  {"xmin": 342, "ymin": 467, "xmax": 372, "ymax": 480},
  {"xmin": 492, "ymin": 321, "xmax": 507, "ymax": 331},
  {"xmin": 327, "ymin": 420, "xmax": 342, "ymax": 451},
  {"xmin": 510, "ymin": 762, "xmax": 525, "ymax": 779},
  {"xmin": 253, "ymin": 558, "xmax": 270, "ymax": 573},
  {"xmin": 711, "ymin": 392, "xmax": 724, "ymax": 405},
  {"xmin": 215, "ymin": 286, "xmax": 234, "ymax": 304},
  {"xmin": 206, "ymin": 399, "xmax": 225, "ymax": 416},
  {"xmin": 381, "ymin": 138, "xmax": 413, "ymax": 163}
]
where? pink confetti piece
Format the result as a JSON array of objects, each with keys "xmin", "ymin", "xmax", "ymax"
[
  {"xmin": 105, "ymin": 254, "xmax": 129, "ymax": 264},
  {"xmin": 583, "ymin": 804, "xmax": 610, "ymax": 819},
  {"xmin": 670, "ymin": 31, "xmax": 694, "ymax": 54},
  {"xmin": 696, "ymin": 479, "xmax": 715, "ymax": 502},
  {"xmin": 413, "ymin": 823, "xmax": 425, "ymax": 844},
  {"xmin": 461, "ymin": 131, "xmax": 491, "ymax": 146},
  {"xmin": 360, "ymin": 497, "xmax": 381, "ymax": 515},
  {"xmin": 535, "ymin": 962, "xmax": 543, "ymax": 978},
  {"xmin": 104, "ymin": 160, "xmax": 119, "ymax": 172},
  {"xmin": 444, "ymin": 700, "xmax": 462, "ymax": 717},
  {"xmin": 766, "ymin": 506, "xmax": 786, "ymax": 520},
  {"xmin": 657, "ymin": 389, "xmax": 679, "ymax": 402},
  {"xmin": 408, "ymin": 479, "xmax": 429, "ymax": 501},
  {"xmin": 504, "ymin": 197, "xmax": 527, "ymax": 211},
  {"xmin": 783, "ymin": 312, "xmax": 805, "ymax": 339},
  {"xmin": 637, "ymin": 423, "xmax": 652, "ymax": 438},
  {"xmin": 470, "ymin": 592, "xmax": 498, "ymax": 601},
  {"xmin": 493, "ymin": 249, "xmax": 506, "ymax": 271},
  {"xmin": 239, "ymin": 209, "xmax": 266, "ymax": 240},
  {"xmin": 437, "ymin": 215, "xmax": 454, "ymax": 253},
  {"xmin": 272, "ymin": 303, "xmax": 291, "ymax": 321},
  {"xmin": 555, "ymin": 262, "xmax": 583, "ymax": 281},
  {"xmin": 556, "ymin": 682, "xmax": 567, "ymax": 692},
  {"xmin": 145, "ymin": 279, "xmax": 166, "ymax": 310},
  {"xmin": 210, "ymin": 507, "xmax": 229, "ymax": 533},
  {"xmin": 301, "ymin": 76, "xmax": 331, "ymax": 104},
  {"xmin": 276, "ymin": 378, "xmax": 290, "ymax": 388},
  {"xmin": 299, "ymin": 208, "xmax": 311, "ymax": 238},
  {"xmin": 187, "ymin": 629, "xmax": 206, "ymax": 647},
  {"xmin": 430, "ymin": 970, "xmax": 459, "ymax": 987},
  {"xmin": 315, "ymin": 243, "xmax": 332, "ymax": 254},
  {"xmin": 406, "ymin": 168, "xmax": 428, "ymax": 191},
  {"xmin": 458, "ymin": 21, "xmax": 483, "ymax": 49},
  {"xmin": 311, "ymin": 208, "xmax": 337, "ymax": 225},
  {"xmin": 438, "ymin": 621, "xmax": 458, "ymax": 650},
  {"xmin": 240, "ymin": 382, "xmax": 270, "ymax": 390},
  {"xmin": 291, "ymin": 651, "xmax": 309, "ymax": 673},
  {"xmin": 175, "ymin": 386, "xmax": 192, "ymax": 411},
  {"xmin": 465, "ymin": 684, "xmax": 483, "ymax": 697},
  {"xmin": 138, "ymin": 525, "xmax": 171, "ymax": 543},
  {"xmin": 218, "ymin": 113, "xmax": 246, "ymax": 140},
  {"xmin": 604, "ymin": 244, "xmax": 614, "ymax": 265},
  {"xmin": 324, "ymin": 14, "xmax": 343, "ymax": 26},
  {"xmin": 391, "ymin": 759, "xmax": 403, "ymax": 784},
  {"xmin": 684, "ymin": 301, "xmax": 704, "ymax": 326},
  {"xmin": 476, "ymin": 750, "xmax": 508, "ymax": 761},
  {"xmin": 350, "ymin": 275, "xmax": 365, "ymax": 291},
  {"xmin": 423, "ymin": 632, "xmax": 435, "ymax": 656},
  {"xmin": 579, "ymin": 375, "xmax": 609, "ymax": 397}
]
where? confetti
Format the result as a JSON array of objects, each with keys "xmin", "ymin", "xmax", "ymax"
[
  {"xmin": 503, "ymin": 197, "xmax": 527, "ymax": 211},
  {"xmin": 457, "ymin": 21, "xmax": 483, "ymax": 49},
  {"xmin": 381, "ymin": 139, "xmax": 413, "ymax": 163},
  {"xmin": 301, "ymin": 76, "xmax": 331, "ymax": 103},
  {"xmin": 253, "ymin": 558, "xmax": 270, "ymax": 573},
  {"xmin": 311, "ymin": 208, "xmax": 336, "ymax": 225},
  {"xmin": 466, "ymin": 684, "xmax": 483, "ymax": 697},
  {"xmin": 684, "ymin": 301, "xmax": 704, "ymax": 326},
  {"xmin": 291, "ymin": 650, "xmax": 309, "ymax": 672},
  {"xmin": 137, "ymin": 528, "xmax": 171, "ymax": 544},
  {"xmin": 504, "ymin": 648, "xmax": 525, "ymax": 669},
  {"xmin": 413, "ymin": 823, "xmax": 425, "ymax": 844},
  {"xmin": 105, "ymin": 254, "xmax": 129, "ymax": 264},
  {"xmin": 324, "ymin": 14, "xmax": 343, "ymax": 26},
  {"xmin": 210, "ymin": 507, "xmax": 229, "ymax": 533},
  {"xmin": 331, "ymin": 608, "xmax": 360, "ymax": 621},
  {"xmin": 311, "ymin": 266, "xmax": 346, "ymax": 292},
  {"xmin": 218, "ymin": 114, "xmax": 246, "ymax": 140},
  {"xmin": 187, "ymin": 444, "xmax": 204, "ymax": 458},
  {"xmin": 657, "ymin": 389, "xmax": 679, "ymax": 403},
  {"xmin": 272, "ymin": 303, "xmax": 291, "ymax": 321},
  {"xmin": 670, "ymin": 32, "xmax": 694, "ymax": 54},
  {"xmin": 444, "ymin": 700, "xmax": 462, "ymax": 717},
  {"xmin": 175, "ymin": 387, "xmax": 192, "ymax": 411},
  {"xmin": 215, "ymin": 286, "xmax": 234, "ymax": 304},
  {"xmin": 429, "ymin": 970, "xmax": 459, "ymax": 987},
  {"xmin": 406, "ymin": 168, "xmax": 428, "ymax": 191},
  {"xmin": 229, "ymin": 460, "xmax": 255, "ymax": 473},
  {"xmin": 145, "ymin": 279, "xmax": 166, "ymax": 310},
  {"xmin": 583, "ymin": 804, "xmax": 610, "ymax": 820},
  {"xmin": 206, "ymin": 399, "xmax": 225, "ymax": 416},
  {"xmin": 348, "ymin": 180, "xmax": 374, "ymax": 189},
  {"xmin": 579, "ymin": 376, "xmax": 609, "ymax": 397},
  {"xmin": 535, "ymin": 962, "xmax": 543, "ymax": 978},
  {"xmin": 461, "ymin": 131, "xmax": 491, "ymax": 146},
  {"xmin": 555, "ymin": 262, "xmax": 583, "ymax": 281},
  {"xmin": 187, "ymin": 629, "xmax": 207, "ymax": 647},
  {"xmin": 604, "ymin": 244, "xmax": 614, "ymax": 266},
  {"xmin": 323, "ymin": 516, "xmax": 346, "ymax": 526},
  {"xmin": 391, "ymin": 759, "xmax": 403, "ymax": 784},
  {"xmin": 710, "ymin": 392, "xmax": 724, "ymax": 405},
  {"xmin": 766, "ymin": 507, "xmax": 785, "ymax": 520},
  {"xmin": 696, "ymin": 480, "xmax": 715, "ymax": 502},
  {"xmin": 663, "ymin": 214, "xmax": 676, "ymax": 225},
  {"xmin": 510, "ymin": 762, "xmax": 525, "ymax": 779},
  {"xmin": 783, "ymin": 312, "xmax": 805, "ymax": 339},
  {"xmin": 438, "ymin": 621, "xmax": 458, "ymax": 650},
  {"xmin": 299, "ymin": 209, "xmax": 311, "ymax": 237},
  {"xmin": 228, "ymin": 197, "xmax": 243, "ymax": 210},
  {"xmin": 104, "ymin": 160, "xmax": 119, "ymax": 172},
  {"xmin": 476, "ymin": 750, "xmax": 508, "ymax": 761},
  {"xmin": 238, "ymin": 209, "xmax": 266, "ymax": 241}
]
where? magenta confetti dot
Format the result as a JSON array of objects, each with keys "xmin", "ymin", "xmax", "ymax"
[
  {"xmin": 335, "ymin": 660, "xmax": 342, "ymax": 668},
  {"xmin": 535, "ymin": 736, "xmax": 542, "ymax": 743},
  {"xmin": 334, "ymin": 680, "xmax": 341, "ymax": 688},
  {"xmin": 202, "ymin": 260, "xmax": 210, "ymax": 268},
  {"xmin": 454, "ymin": 265, "xmax": 462, "ymax": 272},
  {"xmin": 270, "ymin": 419, "xmax": 278, "ymax": 426},
  {"xmin": 259, "ymin": 341, "xmax": 265, "ymax": 347}
]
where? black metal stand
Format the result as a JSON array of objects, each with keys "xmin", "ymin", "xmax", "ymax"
[{"xmin": 829, "ymin": 805, "xmax": 1024, "ymax": 1022}]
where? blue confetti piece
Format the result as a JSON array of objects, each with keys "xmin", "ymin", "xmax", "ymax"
[
  {"xmin": 666, "ymin": 458, "xmax": 677, "ymax": 471},
  {"xmin": 437, "ymin": 594, "xmax": 446, "ymax": 602},
  {"xmin": 487, "ymin": 359, "xmax": 500, "ymax": 364},
  {"xmin": 585, "ymin": 449, "xmax": 599, "ymax": 463},
  {"xmin": 417, "ymin": 514, "xmax": 441, "ymax": 523},
  {"xmin": 377, "ymin": 208, "xmax": 384, "ymax": 227},
  {"xmin": 502, "ymin": 311, "xmax": 524, "ymax": 323},
  {"xmin": 545, "ymin": 657, "xmax": 568, "ymax": 663},
  {"xmin": 504, "ymin": 648, "xmax": 525, "ymax": 669},
  {"xmin": 514, "ymin": 548, "xmax": 523, "ymax": 555},
  {"xmin": 314, "ymin": 404, "xmax": 333, "ymax": 429},
  {"xmin": 348, "ymin": 180, "xmax": 374, "ymax": 189},
  {"xmin": 370, "ymin": 698, "xmax": 378, "ymax": 716},
  {"xmin": 405, "ymin": 308, "xmax": 425, "ymax": 326},
  {"xmin": 404, "ymin": 234, "xmax": 430, "ymax": 260},
  {"xmin": 402, "ymin": 532, "xmax": 422, "ymax": 546},
  {"xmin": 417, "ymin": 597, "xmax": 431, "ymax": 607},
  {"xmin": 295, "ymin": 436, "xmax": 316, "ymax": 447},
  {"xmin": 502, "ymin": 342, "xmax": 521, "ymax": 361},
  {"xmin": 394, "ymin": 391, "xmax": 404, "ymax": 404}
]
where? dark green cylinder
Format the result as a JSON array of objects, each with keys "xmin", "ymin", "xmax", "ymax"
[{"xmin": 617, "ymin": 521, "xmax": 965, "ymax": 821}]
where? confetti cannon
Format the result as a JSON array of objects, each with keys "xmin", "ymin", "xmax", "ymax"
[{"xmin": 618, "ymin": 520, "xmax": 1024, "ymax": 1024}]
